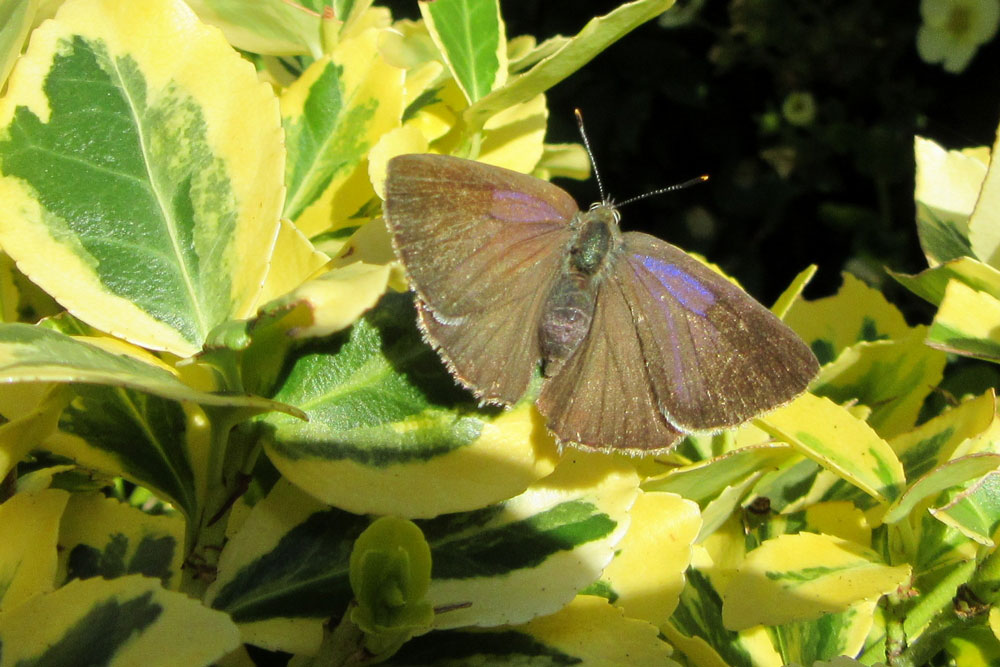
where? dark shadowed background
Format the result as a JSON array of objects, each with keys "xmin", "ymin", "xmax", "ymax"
[{"xmin": 386, "ymin": 0, "xmax": 1000, "ymax": 322}]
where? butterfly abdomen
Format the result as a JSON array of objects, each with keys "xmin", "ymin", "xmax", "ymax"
[
  {"xmin": 539, "ymin": 205, "xmax": 623, "ymax": 376},
  {"xmin": 540, "ymin": 271, "xmax": 595, "ymax": 376}
]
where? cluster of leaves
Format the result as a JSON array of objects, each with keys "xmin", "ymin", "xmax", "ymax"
[{"xmin": 0, "ymin": 0, "xmax": 998, "ymax": 665}]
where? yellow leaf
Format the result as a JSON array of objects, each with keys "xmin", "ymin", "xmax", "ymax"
[
  {"xmin": 722, "ymin": 532, "xmax": 910, "ymax": 630},
  {"xmin": 602, "ymin": 491, "xmax": 701, "ymax": 626}
]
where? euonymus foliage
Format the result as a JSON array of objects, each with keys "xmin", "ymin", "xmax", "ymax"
[{"xmin": 0, "ymin": 0, "xmax": 998, "ymax": 665}]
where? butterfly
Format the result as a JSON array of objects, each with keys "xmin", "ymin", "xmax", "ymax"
[{"xmin": 383, "ymin": 153, "xmax": 818, "ymax": 455}]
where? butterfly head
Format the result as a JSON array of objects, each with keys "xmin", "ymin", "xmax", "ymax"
[{"xmin": 588, "ymin": 200, "xmax": 621, "ymax": 222}]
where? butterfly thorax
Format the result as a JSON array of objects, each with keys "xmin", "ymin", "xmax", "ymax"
[{"xmin": 539, "ymin": 203, "xmax": 623, "ymax": 376}]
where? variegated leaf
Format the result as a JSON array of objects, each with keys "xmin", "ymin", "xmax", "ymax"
[
  {"xmin": 385, "ymin": 596, "xmax": 678, "ymax": 666},
  {"xmin": 0, "ymin": 574, "xmax": 239, "ymax": 665},
  {"xmin": 207, "ymin": 454, "xmax": 637, "ymax": 653},
  {"xmin": 261, "ymin": 292, "xmax": 557, "ymax": 518},
  {"xmin": 0, "ymin": 0, "xmax": 284, "ymax": 356}
]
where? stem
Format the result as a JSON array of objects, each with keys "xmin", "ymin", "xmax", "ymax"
[
  {"xmin": 883, "ymin": 589, "xmax": 909, "ymax": 666},
  {"xmin": 179, "ymin": 410, "xmax": 235, "ymax": 596},
  {"xmin": 310, "ymin": 604, "xmax": 369, "ymax": 667},
  {"xmin": 179, "ymin": 411, "xmax": 260, "ymax": 597},
  {"xmin": 887, "ymin": 577, "xmax": 993, "ymax": 666},
  {"xmin": 897, "ymin": 604, "xmax": 980, "ymax": 667}
]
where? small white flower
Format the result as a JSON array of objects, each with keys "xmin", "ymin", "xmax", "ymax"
[{"xmin": 917, "ymin": 0, "xmax": 1000, "ymax": 73}]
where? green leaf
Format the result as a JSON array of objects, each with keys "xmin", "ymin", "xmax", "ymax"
[
  {"xmin": 643, "ymin": 443, "xmax": 797, "ymax": 505},
  {"xmin": 185, "ymin": 0, "xmax": 325, "ymax": 57},
  {"xmin": 57, "ymin": 493, "xmax": 185, "ymax": 590},
  {"xmin": 721, "ymin": 532, "xmax": 910, "ymax": 630},
  {"xmin": 421, "ymin": 0, "xmax": 507, "ymax": 104},
  {"xmin": 0, "ymin": 323, "xmax": 302, "ymax": 417},
  {"xmin": 385, "ymin": 596, "xmax": 678, "ymax": 666},
  {"xmin": 967, "ymin": 122, "xmax": 1000, "ymax": 267},
  {"xmin": 768, "ymin": 599, "xmax": 879, "ymax": 666},
  {"xmin": 913, "ymin": 136, "xmax": 986, "ymax": 266},
  {"xmin": 944, "ymin": 627, "xmax": 1000, "ymax": 667},
  {"xmin": 255, "ymin": 216, "xmax": 332, "ymax": 305},
  {"xmin": 772, "ymin": 264, "xmax": 817, "ymax": 320},
  {"xmin": 462, "ymin": 0, "xmax": 674, "ymax": 130},
  {"xmin": 0, "ymin": 323, "xmax": 303, "ymax": 518},
  {"xmin": 50, "ymin": 384, "xmax": 201, "ymax": 520},
  {"xmin": 666, "ymin": 566, "xmax": 779, "ymax": 667},
  {"xmin": 349, "ymin": 516, "xmax": 434, "ymax": 656},
  {"xmin": 784, "ymin": 273, "xmax": 911, "ymax": 366},
  {"xmin": 280, "ymin": 27, "xmax": 403, "ymax": 230},
  {"xmin": 205, "ymin": 480, "xmax": 367, "ymax": 638},
  {"xmin": 332, "ymin": 0, "xmax": 377, "ymax": 35},
  {"xmin": 758, "ymin": 394, "xmax": 906, "ymax": 504},
  {"xmin": 419, "ymin": 452, "xmax": 638, "ymax": 629},
  {"xmin": 698, "ymin": 470, "xmax": 776, "ymax": 541},
  {"xmin": 0, "ymin": 489, "xmax": 68, "ymax": 610},
  {"xmin": 812, "ymin": 328, "xmax": 947, "ymax": 439},
  {"xmin": 931, "ymin": 469, "xmax": 1000, "ymax": 545},
  {"xmin": 260, "ymin": 250, "xmax": 394, "ymax": 341},
  {"xmin": 205, "ymin": 455, "xmax": 636, "ymax": 650},
  {"xmin": 884, "ymin": 454, "xmax": 1000, "ymax": 525},
  {"xmin": 890, "ymin": 390, "xmax": 996, "ymax": 482},
  {"xmin": 927, "ymin": 279, "xmax": 1000, "ymax": 361},
  {"xmin": 751, "ymin": 457, "xmax": 825, "ymax": 513},
  {"xmin": 0, "ymin": 384, "xmax": 68, "ymax": 480},
  {"xmin": 0, "ymin": 0, "xmax": 37, "ymax": 90},
  {"xmin": 534, "ymin": 141, "xmax": 590, "ymax": 181},
  {"xmin": 508, "ymin": 35, "xmax": 570, "ymax": 74},
  {"xmin": 890, "ymin": 256, "xmax": 1000, "ymax": 308},
  {"xmin": 747, "ymin": 501, "xmax": 872, "ymax": 549},
  {"xmin": 596, "ymin": 492, "xmax": 701, "ymax": 627},
  {"xmin": 261, "ymin": 292, "xmax": 557, "ymax": 518},
  {"xmin": 0, "ymin": 0, "xmax": 284, "ymax": 356},
  {"xmin": 0, "ymin": 574, "xmax": 240, "ymax": 666}
]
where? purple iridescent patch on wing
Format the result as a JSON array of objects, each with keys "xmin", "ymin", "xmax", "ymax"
[
  {"xmin": 638, "ymin": 255, "xmax": 716, "ymax": 315},
  {"xmin": 491, "ymin": 190, "xmax": 568, "ymax": 223}
]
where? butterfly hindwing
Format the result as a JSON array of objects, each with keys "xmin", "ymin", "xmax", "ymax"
[
  {"xmin": 619, "ymin": 232, "xmax": 819, "ymax": 432},
  {"xmin": 536, "ymin": 267, "xmax": 685, "ymax": 454}
]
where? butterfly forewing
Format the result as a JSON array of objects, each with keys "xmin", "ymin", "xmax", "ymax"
[
  {"xmin": 537, "ymin": 269, "xmax": 685, "ymax": 454},
  {"xmin": 619, "ymin": 232, "xmax": 819, "ymax": 432},
  {"xmin": 385, "ymin": 154, "xmax": 578, "ymax": 403}
]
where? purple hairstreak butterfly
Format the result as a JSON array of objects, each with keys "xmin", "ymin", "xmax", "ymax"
[{"xmin": 383, "ymin": 113, "xmax": 819, "ymax": 455}]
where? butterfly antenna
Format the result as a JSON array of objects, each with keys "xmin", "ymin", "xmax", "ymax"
[
  {"xmin": 575, "ymin": 109, "xmax": 609, "ymax": 203},
  {"xmin": 575, "ymin": 109, "xmax": 708, "ymax": 208},
  {"xmin": 616, "ymin": 174, "xmax": 709, "ymax": 209}
]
